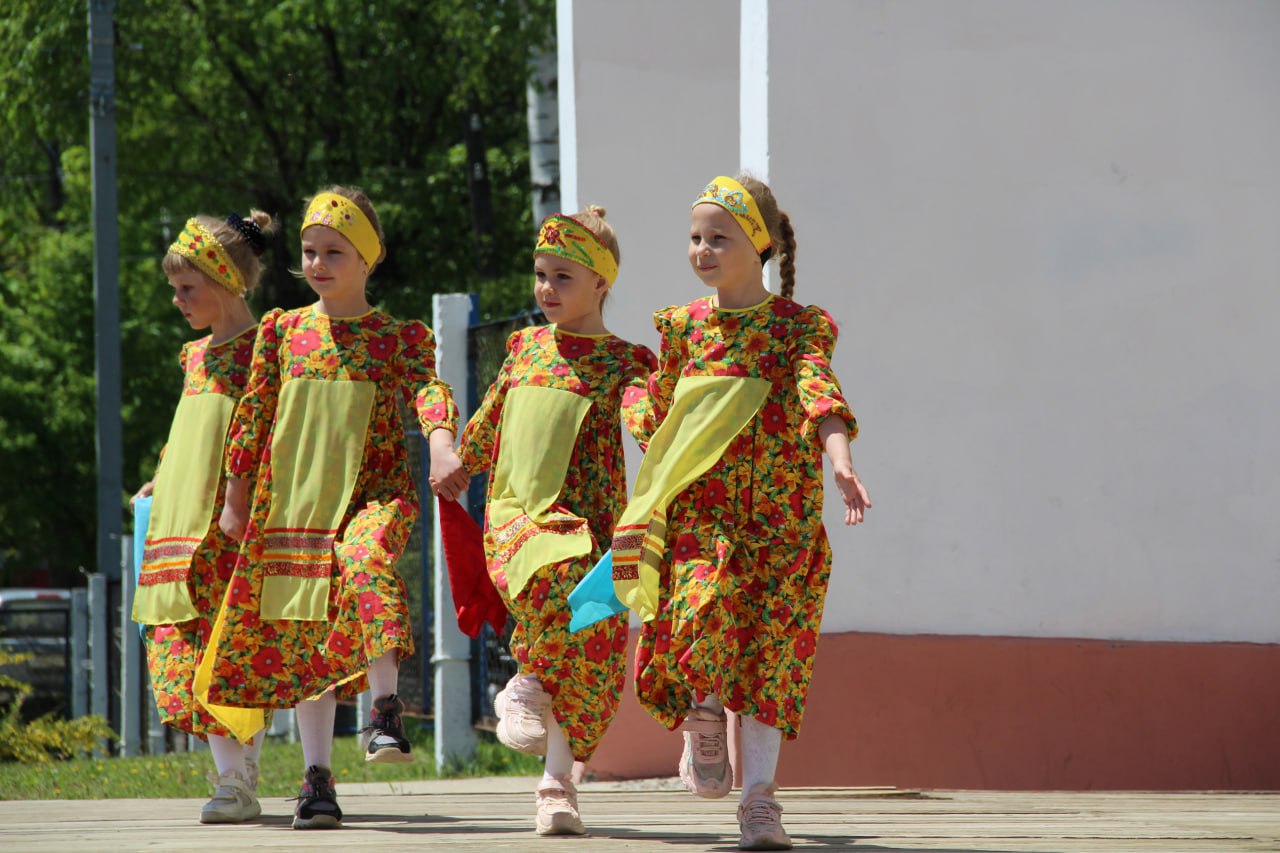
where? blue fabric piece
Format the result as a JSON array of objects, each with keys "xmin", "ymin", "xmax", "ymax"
[
  {"xmin": 568, "ymin": 549, "xmax": 628, "ymax": 633},
  {"xmin": 132, "ymin": 496, "xmax": 151, "ymax": 639}
]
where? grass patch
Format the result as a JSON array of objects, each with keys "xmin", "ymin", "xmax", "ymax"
[{"xmin": 0, "ymin": 721, "xmax": 542, "ymax": 800}]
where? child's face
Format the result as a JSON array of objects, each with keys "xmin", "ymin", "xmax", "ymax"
[
  {"xmin": 533, "ymin": 254, "xmax": 606, "ymax": 329},
  {"xmin": 301, "ymin": 225, "xmax": 369, "ymax": 302},
  {"xmin": 688, "ymin": 203, "xmax": 760, "ymax": 290},
  {"xmin": 168, "ymin": 268, "xmax": 230, "ymax": 331}
]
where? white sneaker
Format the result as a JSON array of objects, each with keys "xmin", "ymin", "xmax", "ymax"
[
  {"xmin": 494, "ymin": 675, "xmax": 551, "ymax": 756},
  {"xmin": 200, "ymin": 769, "xmax": 261, "ymax": 824},
  {"xmin": 535, "ymin": 776, "xmax": 586, "ymax": 836}
]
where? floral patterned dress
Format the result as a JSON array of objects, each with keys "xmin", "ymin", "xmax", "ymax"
[
  {"xmin": 631, "ymin": 294, "xmax": 856, "ymax": 739},
  {"xmin": 461, "ymin": 325, "xmax": 655, "ymax": 761},
  {"xmin": 144, "ymin": 329, "xmax": 255, "ymax": 738},
  {"xmin": 202, "ymin": 305, "xmax": 457, "ymax": 711}
]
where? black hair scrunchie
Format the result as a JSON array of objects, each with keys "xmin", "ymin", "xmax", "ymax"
[{"xmin": 225, "ymin": 213, "xmax": 268, "ymax": 256}]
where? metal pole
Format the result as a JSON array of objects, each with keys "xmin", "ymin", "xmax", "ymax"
[
  {"xmin": 88, "ymin": 0, "xmax": 122, "ymax": 582},
  {"xmin": 88, "ymin": 573, "xmax": 109, "ymax": 752},
  {"xmin": 119, "ymin": 536, "xmax": 141, "ymax": 755},
  {"xmin": 70, "ymin": 588, "xmax": 89, "ymax": 719},
  {"xmin": 431, "ymin": 294, "xmax": 477, "ymax": 770}
]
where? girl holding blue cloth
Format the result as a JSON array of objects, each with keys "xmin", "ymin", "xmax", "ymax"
[{"xmin": 460, "ymin": 206, "xmax": 655, "ymax": 836}]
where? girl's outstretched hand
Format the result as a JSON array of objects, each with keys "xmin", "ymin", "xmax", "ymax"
[
  {"xmin": 428, "ymin": 428, "xmax": 470, "ymax": 501},
  {"xmin": 833, "ymin": 463, "xmax": 872, "ymax": 526},
  {"xmin": 219, "ymin": 477, "xmax": 251, "ymax": 541}
]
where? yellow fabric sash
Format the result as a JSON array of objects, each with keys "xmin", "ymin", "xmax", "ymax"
[
  {"xmin": 259, "ymin": 379, "xmax": 375, "ymax": 620},
  {"xmin": 611, "ymin": 375, "xmax": 770, "ymax": 622},
  {"xmin": 133, "ymin": 394, "xmax": 236, "ymax": 625},
  {"xmin": 486, "ymin": 385, "xmax": 594, "ymax": 597}
]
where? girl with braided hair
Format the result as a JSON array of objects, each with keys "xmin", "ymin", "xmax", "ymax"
[
  {"xmin": 131, "ymin": 208, "xmax": 275, "ymax": 824},
  {"xmin": 574, "ymin": 174, "xmax": 871, "ymax": 850}
]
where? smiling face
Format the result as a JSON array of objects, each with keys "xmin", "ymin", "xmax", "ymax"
[
  {"xmin": 168, "ymin": 267, "xmax": 233, "ymax": 330},
  {"xmin": 301, "ymin": 225, "xmax": 369, "ymax": 303},
  {"xmin": 533, "ymin": 253, "xmax": 608, "ymax": 331},
  {"xmin": 688, "ymin": 203, "xmax": 762, "ymax": 295}
]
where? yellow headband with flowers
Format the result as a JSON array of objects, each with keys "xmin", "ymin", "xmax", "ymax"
[
  {"xmin": 169, "ymin": 219, "xmax": 246, "ymax": 296},
  {"xmin": 533, "ymin": 214, "xmax": 619, "ymax": 285},
  {"xmin": 692, "ymin": 176, "xmax": 772, "ymax": 254},
  {"xmin": 301, "ymin": 192, "xmax": 383, "ymax": 267}
]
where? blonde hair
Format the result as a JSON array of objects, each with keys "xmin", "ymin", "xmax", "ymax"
[
  {"xmin": 735, "ymin": 174, "xmax": 797, "ymax": 299},
  {"xmin": 571, "ymin": 204, "xmax": 618, "ymax": 307},
  {"xmin": 162, "ymin": 209, "xmax": 276, "ymax": 296},
  {"xmin": 302, "ymin": 184, "xmax": 387, "ymax": 270}
]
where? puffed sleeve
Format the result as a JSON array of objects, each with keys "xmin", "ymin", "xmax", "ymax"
[
  {"xmin": 459, "ymin": 329, "xmax": 522, "ymax": 475},
  {"xmin": 225, "ymin": 309, "xmax": 284, "ymax": 477},
  {"xmin": 627, "ymin": 306, "xmax": 683, "ymax": 447},
  {"xmin": 619, "ymin": 341, "xmax": 659, "ymax": 448},
  {"xmin": 792, "ymin": 306, "xmax": 857, "ymax": 445},
  {"xmin": 400, "ymin": 320, "xmax": 460, "ymax": 437}
]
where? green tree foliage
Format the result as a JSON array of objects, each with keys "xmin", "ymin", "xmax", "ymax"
[
  {"xmin": 0, "ymin": 0, "xmax": 552, "ymax": 585},
  {"xmin": 0, "ymin": 649, "xmax": 115, "ymax": 762}
]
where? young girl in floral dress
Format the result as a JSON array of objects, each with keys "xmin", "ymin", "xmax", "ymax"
[
  {"xmin": 208, "ymin": 186, "xmax": 468, "ymax": 830},
  {"xmin": 460, "ymin": 206, "xmax": 655, "ymax": 836},
  {"xmin": 575, "ymin": 175, "xmax": 871, "ymax": 851},
  {"xmin": 132, "ymin": 209, "xmax": 274, "ymax": 824}
]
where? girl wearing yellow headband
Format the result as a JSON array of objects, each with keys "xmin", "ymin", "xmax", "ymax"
[
  {"xmin": 603, "ymin": 175, "xmax": 870, "ymax": 850},
  {"xmin": 130, "ymin": 209, "xmax": 275, "ymax": 825},
  {"xmin": 458, "ymin": 206, "xmax": 656, "ymax": 836},
  {"xmin": 209, "ymin": 185, "xmax": 467, "ymax": 830}
]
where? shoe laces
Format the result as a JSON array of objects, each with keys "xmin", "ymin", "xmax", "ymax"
[
  {"xmin": 692, "ymin": 730, "xmax": 724, "ymax": 763},
  {"xmin": 741, "ymin": 796, "xmax": 782, "ymax": 826}
]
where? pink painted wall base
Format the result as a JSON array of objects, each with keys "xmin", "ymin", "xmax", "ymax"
[{"xmin": 585, "ymin": 630, "xmax": 1280, "ymax": 790}]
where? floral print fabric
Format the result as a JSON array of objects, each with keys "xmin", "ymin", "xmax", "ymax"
[
  {"xmin": 632, "ymin": 294, "xmax": 856, "ymax": 739},
  {"xmin": 203, "ymin": 305, "xmax": 457, "ymax": 708},
  {"xmin": 461, "ymin": 325, "xmax": 655, "ymax": 760},
  {"xmin": 145, "ymin": 330, "xmax": 255, "ymax": 738}
]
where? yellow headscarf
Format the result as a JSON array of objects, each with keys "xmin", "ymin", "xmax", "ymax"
[
  {"xmin": 301, "ymin": 192, "xmax": 383, "ymax": 268},
  {"xmin": 533, "ymin": 214, "xmax": 619, "ymax": 285},
  {"xmin": 692, "ymin": 176, "xmax": 772, "ymax": 253},
  {"xmin": 168, "ymin": 219, "xmax": 246, "ymax": 296}
]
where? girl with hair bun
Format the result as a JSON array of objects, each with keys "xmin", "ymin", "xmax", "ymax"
[
  {"xmin": 458, "ymin": 205, "xmax": 656, "ymax": 836},
  {"xmin": 131, "ymin": 207, "xmax": 276, "ymax": 824}
]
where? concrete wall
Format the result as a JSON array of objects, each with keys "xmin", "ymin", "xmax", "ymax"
[{"xmin": 567, "ymin": 0, "xmax": 1280, "ymax": 645}]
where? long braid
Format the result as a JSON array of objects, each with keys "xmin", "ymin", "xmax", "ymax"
[{"xmin": 777, "ymin": 210, "xmax": 797, "ymax": 299}]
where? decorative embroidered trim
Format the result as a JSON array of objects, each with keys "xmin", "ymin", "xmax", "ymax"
[
  {"xmin": 534, "ymin": 214, "xmax": 619, "ymax": 285},
  {"xmin": 168, "ymin": 218, "xmax": 247, "ymax": 295},
  {"xmin": 263, "ymin": 561, "xmax": 332, "ymax": 579},
  {"xmin": 138, "ymin": 567, "xmax": 192, "ymax": 586},
  {"xmin": 488, "ymin": 511, "xmax": 588, "ymax": 572}
]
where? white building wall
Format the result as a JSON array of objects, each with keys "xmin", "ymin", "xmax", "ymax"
[{"xmin": 569, "ymin": 0, "xmax": 1280, "ymax": 644}]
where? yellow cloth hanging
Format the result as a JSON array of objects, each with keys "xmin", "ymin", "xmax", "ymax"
[
  {"xmin": 258, "ymin": 378, "xmax": 375, "ymax": 620},
  {"xmin": 611, "ymin": 375, "xmax": 770, "ymax": 622},
  {"xmin": 133, "ymin": 393, "xmax": 237, "ymax": 625},
  {"xmin": 486, "ymin": 385, "xmax": 595, "ymax": 597}
]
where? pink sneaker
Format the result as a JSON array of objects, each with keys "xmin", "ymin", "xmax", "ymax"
[
  {"xmin": 678, "ymin": 707, "xmax": 732, "ymax": 799},
  {"xmin": 535, "ymin": 776, "xmax": 586, "ymax": 836},
  {"xmin": 737, "ymin": 783, "xmax": 791, "ymax": 851},
  {"xmin": 494, "ymin": 675, "xmax": 550, "ymax": 756}
]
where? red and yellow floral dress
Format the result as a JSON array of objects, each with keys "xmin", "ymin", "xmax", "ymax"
[
  {"xmin": 197, "ymin": 305, "xmax": 457, "ymax": 731},
  {"xmin": 460, "ymin": 325, "xmax": 655, "ymax": 761},
  {"xmin": 136, "ymin": 329, "xmax": 256, "ymax": 738},
  {"xmin": 629, "ymin": 294, "xmax": 857, "ymax": 739}
]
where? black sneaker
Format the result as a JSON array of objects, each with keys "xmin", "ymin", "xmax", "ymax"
[
  {"xmin": 292, "ymin": 765, "xmax": 342, "ymax": 829},
  {"xmin": 362, "ymin": 693, "xmax": 413, "ymax": 763}
]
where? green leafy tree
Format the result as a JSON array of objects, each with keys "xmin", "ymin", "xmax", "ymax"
[{"xmin": 0, "ymin": 0, "xmax": 553, "ymax": 585}]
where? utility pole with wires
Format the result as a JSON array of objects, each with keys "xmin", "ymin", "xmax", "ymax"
[{"xmin": 89, "ymin": 0, "xmax": 122, "ymax": 584}]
